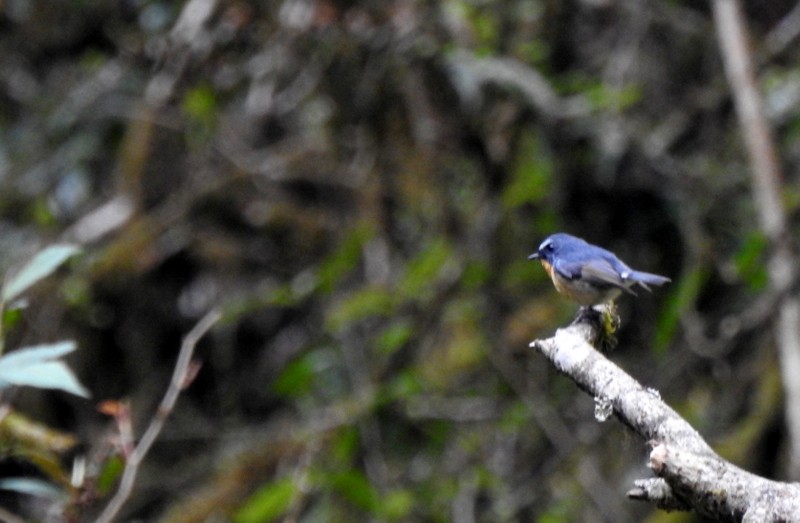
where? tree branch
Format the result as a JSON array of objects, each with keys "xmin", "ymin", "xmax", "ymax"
[
  {"xmin": 445, "ymin": 50, "xmax": 591, "ymax": 120},
  {"xmin": 95, "ymin": 309, "xmax": 221, "ymax": 523},
  {"xmin": 530, "ymin": 308, "xmax": 800, "ymax": 521},
  {"xmin": 712, "ymin": 0, "xmax": 800, "ymax": 480}
]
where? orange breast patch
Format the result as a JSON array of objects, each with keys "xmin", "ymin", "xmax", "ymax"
[
  {"xmin": 540, "ymin": 260, "xmax": 555, "ymax": 280},
  {"xmin": 541, "ymin": 260, "xmax": 568, "ymax": 295}
]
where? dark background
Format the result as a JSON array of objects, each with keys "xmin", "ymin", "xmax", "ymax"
[{"xmin": 0, "ymin": 0, "xmax": 798, "ymax": 521}]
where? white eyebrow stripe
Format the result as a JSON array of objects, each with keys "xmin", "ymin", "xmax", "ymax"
[{"xmin": 539, "ymin": 239, "xmax": 552, "ymax": 250}]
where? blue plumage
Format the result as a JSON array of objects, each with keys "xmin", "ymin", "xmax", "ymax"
[{"xmin": 529, "ymin": 233, "xmax": 670, "ymax": 305}]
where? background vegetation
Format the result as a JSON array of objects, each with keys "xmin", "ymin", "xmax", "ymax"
[{"xmin": 0, "ymin": 0, "xmax": 798, "ymax": 521}]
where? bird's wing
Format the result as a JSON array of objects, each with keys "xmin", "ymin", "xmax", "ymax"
[
  {"xmin": 577, "ymin": 258, "xmax": 635, "ymax": 293},
  {"xmin": 552, "ymin": 257, "xmax": 617, "ymax": 284},
  {"xmin": 551, "ymin": 258, "xmax": 584, "ymax": 280}
]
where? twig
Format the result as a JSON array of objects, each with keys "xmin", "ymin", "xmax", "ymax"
[
  {"xmin": 711, "ymin": 0, "xmax": 800, "ymax": 479},
  {"xmin": 445, "ymin": 50, "xmax": 591, "ymax": 119},
  {"xmin": 530, "ymin": 307, "xmax": 800, "ymax": 520},
  {"xmin": 763, "ymin": 1, "xmax": 800, "ymax": 59},
  {"xmin": 94, "ymin": 309, "xmax": 221, "ymax": 523}
]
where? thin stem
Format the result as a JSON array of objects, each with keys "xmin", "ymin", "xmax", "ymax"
[{"xmin": 94, "ymin": 309, "xmax": 221, "ymax": 523}]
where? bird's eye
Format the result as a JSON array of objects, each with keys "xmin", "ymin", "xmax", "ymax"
[{"xmin": 540, "ymin": 240, "xmax": 553, "ymax": 252}]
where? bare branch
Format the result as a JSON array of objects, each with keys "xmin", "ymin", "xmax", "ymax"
[
  {"xmin": 627, "ymin": 477, "xmax": 689, "ymax": 512},
  {"xmin": 530, "ymin": 309, "xmax": 800, "ymax": 520},
  {"xmin": 763, "ymin": 1, "xmax": 800, "ymax": 59},
  {"xmin": 95, "ymin": 309, "xmax": 221, "ymax": 523},
  {"xmin": 712, "ymin": 0, "xmax": 800, "ymax": 479},
  {"xmin": 445, "ymin": 50, "xmax": 591, "ymax": 119}
]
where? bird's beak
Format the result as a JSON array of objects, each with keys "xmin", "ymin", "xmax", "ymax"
[{"xmin": 528, "ymin": 252, "xmax": 540, "ymax": 260}]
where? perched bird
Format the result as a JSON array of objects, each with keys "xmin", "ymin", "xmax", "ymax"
[{"xmin": 528, "ymin": 233, "xmax": 670, "ymax": 306}]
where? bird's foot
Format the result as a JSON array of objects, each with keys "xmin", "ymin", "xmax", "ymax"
[{"xmin": 572, "ymin": 303, "xmax": 620, "ymax": 352}]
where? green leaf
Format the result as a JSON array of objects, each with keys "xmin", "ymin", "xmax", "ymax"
[
  {"xmin": 0, "ymin": 341, "xmax": 90, "ymax": 397},
  {"xmin": 499, "ymin": 400, "xmax": 530, "ymax": 433},
  {"xmin": 397, "ymin": 240, "xmax": 452, "ymax": 301},
  {"xmin": 654, "ymin": 267, "xmax": 708, "ymax": 354},
  {"xmin": 2, "ymin": 244, "xmax": 81, "ymax": 303},
  {"xmin": 2, "ymin": 306, "xmax": 24, "ymax": 331},
  {"xmin": 326, "ymin": 286, "xmax": 394, "ymax": 332},
  {"xmin": 183, "ymin": 84, "xmax": 217, "ymax": 123},
  {"xmin": 384, "ymin": 370, "xmax": 423, "ymax": 402},
  {"xmin": 503, "ymin": 131, "xmax": 553, "ymax": 208},
  {"xmin": 585, "ymin": 82, "xmax": 643, "ymax": 110},
  {"xmin": 331, "ymin": 426, "xmax": 359, "ymax": 465},
  {"xmin": 96, "ymin": 455, "xmax": 124, "ymax": 496},
  {"xmin": 235, "ymin": 478, "xmax": 296, "ymax": 523},
  {"xmin": 272, "ymin": 354, "xmax": 315, "ymax": 397},
  {"xmin": 733, "ymin": 232, "xmax": 769, "ymax": 290},
  {"xmin": 380, "ymin": 489, "xmax": 414, "ymax": 520},
  {"xmin": 375, "ymin": 321, "xmax": 413, "ymax": 356},
  {"xmin": 318, "ymin": 223, "xmax": 374, "ymax": 293},
  {"xmin": 328, "ymin": 470, "xmax": 379, "ymax": 513},
  {"xmin": 461, "ymin": 261, "xmax": 491, "ymax": 290}
]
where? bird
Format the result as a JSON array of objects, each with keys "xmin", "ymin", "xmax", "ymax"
[{"xmin": 528, "ymin": 233, "xmax": 670, "ymax": 306}]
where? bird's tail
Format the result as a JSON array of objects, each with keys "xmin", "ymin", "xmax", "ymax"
[{"xmin": 629, "ymin": 271, "xmax": 671, "ymax": 291}]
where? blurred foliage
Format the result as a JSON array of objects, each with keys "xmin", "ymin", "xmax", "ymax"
[
  {"xmin": 0, "ymin": 245, "xmax": 85, "ymax": 516},
  {"xmin": 234, "ymin": 477, "xmax": 297, "ymax": 523},
  {"xmin": 0, "ymin": 341, "xmax": 89, "ymax": 398},
  {"xmin": 0, "ymin": 0, "xmax": 798, "ymax": 521}
]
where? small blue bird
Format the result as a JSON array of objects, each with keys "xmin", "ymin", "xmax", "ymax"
[{"xmin": 529, "ymin": 233, "xmax": 670, "ymax": 305}]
